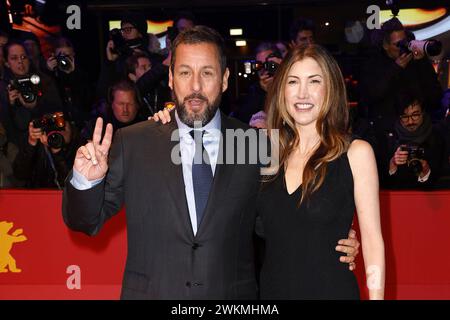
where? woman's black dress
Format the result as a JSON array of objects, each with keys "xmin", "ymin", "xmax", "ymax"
[{"xmin": 257, "ymin": 153, "xmax": 360, "ymax": 300}]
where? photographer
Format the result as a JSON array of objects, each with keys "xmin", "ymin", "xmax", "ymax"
[
  {"xmin": 381, "ymin": 92, "xmax": 445, "ymax": 189},
  {"xmin": 0, "ymin": 41, "xmax": 63, "ymax": 146},
  {"xmin": 13, "ymin": 114, "xmax": 81, "ymax": 189},
  {"xmin": 20, "ymin": 32, "xmax": 47, "ymax": 74},
  {"xmin": 82, "ymin": 79, "xmax": 144, "ymax": 143},
  {"xmin": 289, "ymin": 18, "xmax": 315, "ymax": 47},
  {"xmin": 96, "ymin": 12, "xmax": 149, "ymax": 100},
  {"xmin": 234, "ymin": 42, "xmax": 282, "ymax": 125},
  {"xmin": 127, "ymin": 52, "xmax": 171, "ymax": 117},
  {"xmin": 360, "ymin": 17, "xmax": 443, "ymax": 140},
  {"xmin": 46, "ymin": 37, "xmax": 92, "ymax": 131}
]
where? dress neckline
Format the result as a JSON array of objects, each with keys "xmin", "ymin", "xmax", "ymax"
[{"xmin": 282, "ymin": 166, "xmax": 302, "ymax": 196}]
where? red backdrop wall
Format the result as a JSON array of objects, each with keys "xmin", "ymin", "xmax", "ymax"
[{"xmin": 0, "ymin": 189, "xmax": 449, "ymax": 300}]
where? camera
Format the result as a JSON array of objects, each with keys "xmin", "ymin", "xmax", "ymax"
[
  {"xmin": 56, "ymin": 53, "xmax": 72, "ymax": 73},
  {"xmin": 244, "ymin": 52, "xmax": 281, "ymax": 77},
  {"xmin": 401, "ymin": 144, "xmax": 425, "ymax": 176},
  {"xmin": 32, "ymin": 112, "xmax": 66, "ymax": 149},
  {"xmin": 9, "ymin": 74, "xmax": 41, "ymax": 103},
  {"xmin": 244, "ymin": 60, "xmax": 279, "ymax": 77},
  {"xmin": 397, "ymin": 39, "xmax": 442, "ymax": 57}
]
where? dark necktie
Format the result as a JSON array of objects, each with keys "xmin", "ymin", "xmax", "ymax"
[{"xmin": 190, "ymin": 130, "xmax": 213, "ymax": 228}]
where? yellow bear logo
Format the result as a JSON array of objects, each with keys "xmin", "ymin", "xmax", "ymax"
[{"xmin": 0, "ymin": 221, "xmax": 27, "ymax": 273}]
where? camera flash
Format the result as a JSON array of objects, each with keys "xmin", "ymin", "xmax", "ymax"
[{"xmin": 30, "ymin": 74, "xmax": 41, "ymax": 85}]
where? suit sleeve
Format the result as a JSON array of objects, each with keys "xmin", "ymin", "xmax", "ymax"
[{"xmin": 62, "ymin": 129, "xmax": 125, "ymax": 236}]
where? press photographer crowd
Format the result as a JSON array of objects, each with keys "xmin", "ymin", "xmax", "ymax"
[{"xmin": 0, "ymin": 9, "xmax": 449, "ymax": 190}]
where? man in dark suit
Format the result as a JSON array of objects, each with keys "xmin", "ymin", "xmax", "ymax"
[{"xmin": 62, "ymin": 26, "xmax": 359, "ymax": 299}]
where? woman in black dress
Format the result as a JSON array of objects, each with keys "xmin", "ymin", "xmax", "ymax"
[{"xmin": 258, "ymin": 44, "xmax": 385, "ymax": 299}]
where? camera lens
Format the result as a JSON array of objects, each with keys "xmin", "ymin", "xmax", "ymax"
[
  {"xmin": 57, "ymin": 55, "xmax": 71, "ymax": 72},
  {"xmin": 47, "ymin": 132, "xmax": 64, "ymax": 149},
  {"xmin": 22, "ymin": 91, "xmax": 36, "ymax": 103}
]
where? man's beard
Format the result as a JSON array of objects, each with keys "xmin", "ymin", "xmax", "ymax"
[{"xmin": 173, "ymin": 89, "xmax": 222, "ymax": 127}]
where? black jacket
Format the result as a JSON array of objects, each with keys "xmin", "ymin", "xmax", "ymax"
[
  {"xmin": 135, "ymin": 62, "xmax": 172, "ymax": 117},
  {"xmin": 360, "ymin": 50, "xmax": 442, "ymax": 132},
  {"xmin": 234, "ymin": 83, "xmax": 267, "ymax": 125},
  {"xmin": 0, "ymin": 71, "xmax": 64, "ymax": 146},
  {"xmin": 13, "ymin": 127, "xmax": 81, "ymax": 189},
  {"xmin": 46, "ymin": 67, "xmax": 94, "ymax": 131},
  {"xmin": 62, "ymin": 113, "xmax": 261, "ymax": 299}
]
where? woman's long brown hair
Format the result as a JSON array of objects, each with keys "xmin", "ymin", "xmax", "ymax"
[{"xmin": 265, "ymin": 44, "xmax": 351, "ymax": 205}]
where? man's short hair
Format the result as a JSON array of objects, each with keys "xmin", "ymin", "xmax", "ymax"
[
  {"xmin": 171, "ymin": 25, "xmax": 227, "ymax": 75},
  {"xmin": 121, "ymin": 11, "xmax": 148, "ymax": 37},
  {"xmin": 125, "ymin": 52, "xmax": 151, "ymax": 75},
  {"xmin": 107, "ymin": 79, "xmax": 142, "ymax": 108},
  {"xmin": 381, "ymin": 17, "xmax": 405, "ymax": 44},
  {"xmin": 53, "ymin": 37, "xmax": 74, "ymax": 50},
  {"xmin": 289, "ymin": 18, "xmax": 315, "ymax": 42},
  {"xmin": 174, "ymin": 11, "xmax": 196, "ymax": 28},
  {"xmin": 396, "ymin": 90, "xmax": 424, "ymax": 115},
  {"xmin": 3, "ymin": 40, "xmax": 26, "ymax": 61},
  {"xmin": 0, "ymin": 30, "xmax": 9, "ymax": 39},
  {"xmin": 254, "ymin": 41, "xmax": 281, "ymax": 59}
]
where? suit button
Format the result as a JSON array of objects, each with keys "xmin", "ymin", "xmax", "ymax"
[
  {"xmin": 193, "ymin": 282, "xmax": 203, "ymax": 287},
  {"xmin": 186, "ymin": 281, "xmax": 191, "ymax": 288},
  {"xmin": 192, "ymin": 243, "xmax": 200, "ymax": 250}
]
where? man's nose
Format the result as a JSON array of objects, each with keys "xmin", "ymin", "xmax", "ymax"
[{"xmin": 190, "ymin": 73, "xmax": 201, "ymax": 92}]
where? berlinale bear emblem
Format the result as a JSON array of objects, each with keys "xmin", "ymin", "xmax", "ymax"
[{"xmin": 0, "ymin": 221, "xmax": 28, "ymax": 273}]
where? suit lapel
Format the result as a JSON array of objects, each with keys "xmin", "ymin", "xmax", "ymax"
[{"xmin": 160, "ymin": 120, "xmax": 195, "ymax": 239}]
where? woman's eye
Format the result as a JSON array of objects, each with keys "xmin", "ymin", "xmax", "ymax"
[{"xmin": 310, "ymin": 79, "xmax": 321, "ymax": 84}]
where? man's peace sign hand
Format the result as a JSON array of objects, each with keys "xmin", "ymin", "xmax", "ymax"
[{"xmin": 74, "ymin": 117, "xmax": 113, "ymax": 181}]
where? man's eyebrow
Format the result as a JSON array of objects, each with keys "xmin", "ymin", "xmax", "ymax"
[{"xmin": 177, "ymin": 64, "xmax": 215, "ymax": 69}]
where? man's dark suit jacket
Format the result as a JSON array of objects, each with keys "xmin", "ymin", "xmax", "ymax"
[{"xmin": 62, "ymin": 112, "xmax": 261, "ymax": 299}]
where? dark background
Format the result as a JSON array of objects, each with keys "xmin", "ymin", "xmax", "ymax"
[{"xmin": 1, "ymin": 0, "xmax": 448, "ymax": 111}]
